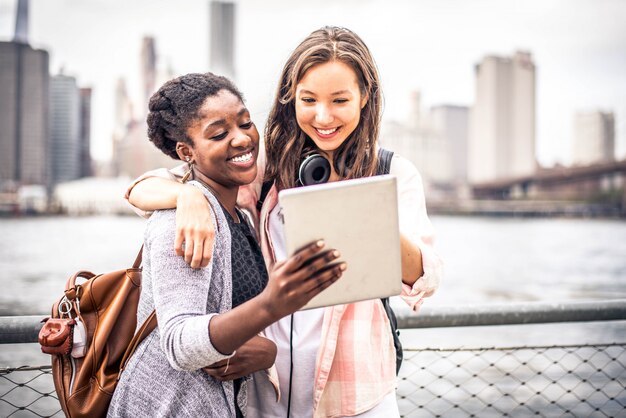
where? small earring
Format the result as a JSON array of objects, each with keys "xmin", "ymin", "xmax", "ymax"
[{"xmin": 181, "ymin": 157, "xmax": 194, "ymax": 183}]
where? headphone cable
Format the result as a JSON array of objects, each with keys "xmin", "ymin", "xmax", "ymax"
[{"xmin": 286, "ymin": 313, "xmax": 294, "ymax": 418}]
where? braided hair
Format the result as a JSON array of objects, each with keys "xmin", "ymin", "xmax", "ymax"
[{"xmin": 147, "ymin": 72, "xmax": 244, "ymax": 159}]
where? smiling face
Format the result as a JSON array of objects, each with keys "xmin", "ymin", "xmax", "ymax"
[
  {"xmin": 178, "ymin": 89, "xmax": 259, "ymax": 195},
  {"xmin": 295, "ymin": 60, "xmax": 367, "ymax": 157}
]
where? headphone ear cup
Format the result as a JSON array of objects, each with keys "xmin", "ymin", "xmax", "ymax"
[{"xmin": 299, "ymin": 154, "xmax": 331, "ymax": 186}]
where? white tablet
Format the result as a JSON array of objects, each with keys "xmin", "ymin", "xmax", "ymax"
[{"xmin": 278, "ymin": 175, "xmax": 402, "ymax": 310}]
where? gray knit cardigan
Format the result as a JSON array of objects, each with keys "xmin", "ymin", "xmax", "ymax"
[{"xmin": 108, "ymin": 181, "xmax": 244, "ymax": 417}]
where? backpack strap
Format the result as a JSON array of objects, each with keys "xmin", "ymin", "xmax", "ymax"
[
  {"xmin": 117, "ymin": 310, "xmax": 158, "ymax": 381},
  {"xmin": 376, "ymin": 147, "xmax": 402, "ymax": 373},
  {"xmin": 132, "ymin": 245, "xmax": 144, "ymax": 269},
  {"xmin": 376, "ymin": 148, "xmax": 394, "ymax": 176},
  {"xmin": 256, "ymin": 180, "xmax": 274, "ymax": 213}
]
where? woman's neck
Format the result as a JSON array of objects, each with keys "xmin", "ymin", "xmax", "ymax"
[
  {"xmin": 328, "ymin": 166, "xmax": 341, "ymax": 183},
  {"xmin": 191, "ymin": 168, "xmax": 239, "ymax": 221},
  {"xmin": 319, "ymin": 149, "xmax": 341, "ymax": 183}
]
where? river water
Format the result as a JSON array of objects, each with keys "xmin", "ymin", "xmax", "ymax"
[
  {"xmin": 1, "ymin": 214, "xmax": 625, "ymax": 315},
  {"xmin": 1, "ymin": 214, "xmax": 626, "ymax": 354}
]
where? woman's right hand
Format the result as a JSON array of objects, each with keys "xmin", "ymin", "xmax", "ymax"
[
  {"xmin": 175, "ymin": 184, "xmax": 216, "ymax": 269},
  {"xmin": 261, "ymin": 240, "xmax": 346, "ymax": 319},
  {"xmin": 202, "ymin": 335, "xmax": 277, "ymax": 381}
]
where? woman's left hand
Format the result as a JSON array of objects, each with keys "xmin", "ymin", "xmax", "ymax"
[{"xmin": 203, "ymin": 335, "xmax": 277, "ymax": 381}]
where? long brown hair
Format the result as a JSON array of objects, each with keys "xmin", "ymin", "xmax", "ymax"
[{"xmin": 264, "ymin": 26, "xmax": 383, "ymax": 190}]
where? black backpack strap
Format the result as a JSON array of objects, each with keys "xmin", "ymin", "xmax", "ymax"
[
  {"xmin": 376, "ymin": 148, "xmax": 394, "ymax": 175},
  {"xmin": 377, "ymin": 147, "xmax": 402, "ymax": 373},
  {"xmin": 381, "ymin": 296, "xmax": 403, "ymax": 375},
  {"xmin": 256, "ymin": 180, "xmax": 274, "ymax": 212}
]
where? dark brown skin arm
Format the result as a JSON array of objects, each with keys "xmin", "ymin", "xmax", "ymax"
[
  {"xmin": 208, "ymin": 241, "xmax": 346, "ymax": 356},
  {"xmin": 129, "ymin": 177, "xmax": 215, "ymax": 268}
]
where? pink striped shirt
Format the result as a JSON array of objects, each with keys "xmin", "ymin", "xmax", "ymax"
[{"xmin": 253, "ymin": 155, "xmax": 442, "ymax": 417}]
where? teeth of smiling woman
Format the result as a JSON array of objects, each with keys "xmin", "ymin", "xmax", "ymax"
[
  {"xmin": 317, "ymin": 128, "xmax": 338, "ymax": 135},
  {"xmin": 230, "ymin": 152, "xmax": 252, "ymax": 163}
]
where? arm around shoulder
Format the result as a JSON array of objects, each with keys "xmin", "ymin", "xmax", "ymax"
[
  {"xmin": 126, "ymin": 166, "xmax": 187, "ymax": 212},
  {"xmin": 126, "ymin": 165, "xmax": 216, "ymax": 268}
]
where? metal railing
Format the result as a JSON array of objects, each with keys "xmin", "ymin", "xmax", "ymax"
[{"xmin": 1, "ymin": 300, "xmax": 625, "ymax": 417}]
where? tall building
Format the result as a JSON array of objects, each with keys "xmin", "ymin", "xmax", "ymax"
[
  {"xmin": 114, "ymin": 78, "xmax": 134, "ymax": 135},
  {"xmin": 112, "ymin": 49, "xmax": 177, "ymax": 178},
  {"xmin": 79, "ymin": 87, "xmax": 93, "ymax": 177},
  {"xmin": 13, "ymin": 0, "xmax": 29, "ymax": 44},
  {"xmin": 112, "ymin": 119, "xmax": 178, "ymax": 179},
  {"xmin": 380, "ymin": 93, "xmax": 469, "ymax": 190},
  {"xmin": 49, "ymin": 74, "xmax": 81, "ymax": 184},
  {"xmin": 0, "ymin": 0, "xmax": 49, "ymax": 189},
  {"xmin": 430, "ymin": 105, "xmax": 470, "ymax": 185},
  {"xmin": 380, "ymin": 92, "xmax": 427, "ymax": 184},
  {"xmin": 572, "ymin": 111, "xmax": 615, "ymax": 166},
  {"xmin": 209, "ymin": 1, "xmax": 236, "ymax": 79},
  {"xmin": 0, "ymin": 41, "xmax": 49, "ymax": 187},
  {"xmin": 140, "ymin": 36, "xmax": 157, "ymax": 114},
  {"xmin": 468, "ymin": 51, "xmax": 536, "ymax": 183}
]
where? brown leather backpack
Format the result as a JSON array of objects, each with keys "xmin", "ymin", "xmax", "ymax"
[{"xmin": 39, "ymin": 247, "xmax": 157, "ymax": 418}]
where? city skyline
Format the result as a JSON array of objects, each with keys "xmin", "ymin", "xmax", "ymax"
[{"xmin": 0, "ymin": 0, "xmax": 624, "ymax": 167}]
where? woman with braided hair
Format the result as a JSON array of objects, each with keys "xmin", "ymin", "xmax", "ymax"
[
  {"xmin": 125, "ymin": 27, "xmax": 442, "ymax": 417},
  {"xmin": 107, "ymin": 72, "xmax": 345, "ymax": 417}
]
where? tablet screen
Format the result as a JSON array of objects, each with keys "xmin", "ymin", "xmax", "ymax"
[{"xmin": 278, "ymin": 175, "xmax": 403, "ymax": 309}]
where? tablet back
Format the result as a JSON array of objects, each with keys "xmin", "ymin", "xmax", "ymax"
[{"xmin": 278, "ymin": 175, "xmax": 402, "ymax": 310}]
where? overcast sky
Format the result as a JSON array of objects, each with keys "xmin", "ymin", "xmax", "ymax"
[{"xmin": 1, "ymin": 0, "xmax": 625, "ymax": 166}]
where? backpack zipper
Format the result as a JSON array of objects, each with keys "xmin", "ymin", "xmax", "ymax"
[{"xmin": 68, "ymin": 356, "xmax": 77, "ymax": 396}]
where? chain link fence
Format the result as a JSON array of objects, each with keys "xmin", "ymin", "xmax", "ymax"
[
  {"xmin": 398, "ymin": 344, "xmax": 626, "ymax": 417},
  {"xmin": 0, "ymin": 366, "xmax": 61, "ymax": 417},
  {"xmin": 2, "ymin": 344, "xmax": 624, "ymax": 417}
]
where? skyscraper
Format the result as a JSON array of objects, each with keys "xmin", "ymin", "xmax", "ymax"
[
  {"xmin": 0, "ymin": 41, "xmax": 49, "ymax": 187},
  {"xmin": 114, "ymin": 77, "xmax": 134, "ymax": 135},
  {"xmin": 50, "ymin": 74, "xmax": 81, "ymax": 184},
  {"xmin": 572, "ymin": 111, "xmax": 615, "ymax": 166},
  {"xmin": 430, "ymin": 105, "xmax": 470, "ymax": 185},
  {"xmin": 141, "ymin": 36, "xmax": 157, "ymax": 114},
  {"xmin": 209, "ymin": 1, "xmax": 235, "ymax": 79},
  {"xmin": 79, "ymin": 87, "xmax": 93, "ymax": 177},
  {"xmin": 13, "ymin": 0, "xmax": 29, "ymax": 44},
  {"xmin": 112, "ymin": 51, "xmax": 177, "ymax": 178},
  {"xmin": 380, "ymin": 92, "xmax": 469, "ymax": 189},
  {"xmin": 468, "ymin": 51, "xmax": 536, "ymax": 183},
  {"xmin": 0, "ymin": 0, "xmax": 49, "ymax": 189}
]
